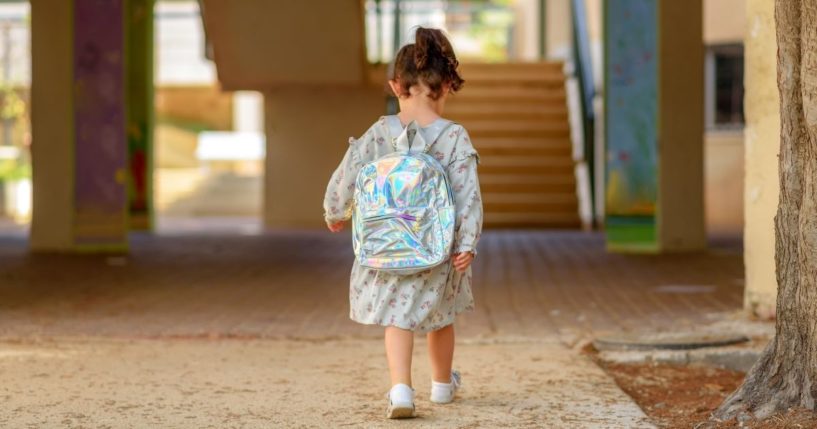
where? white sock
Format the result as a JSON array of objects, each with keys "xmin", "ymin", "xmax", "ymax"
[
  {"xmin": 430, "ymin": 371, "xmax": 461, "ymax": 404},
  {"xmin": 432, "ymin": 380, "xmax": 453, "ymax": 390},
  {"xmin": 389, "ymin": 383, "xmax": 414, "ymax": 405},
  {"xmin": 430, "ymin": 380, "xmax": 455, "ymax": 403}
]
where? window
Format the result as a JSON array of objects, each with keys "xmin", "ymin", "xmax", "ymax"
[{"xmin": 705, "ymin": 44, "xmax": 744, "ymax": 129}]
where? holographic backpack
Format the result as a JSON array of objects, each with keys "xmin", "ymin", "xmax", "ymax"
[{"xmin": 352, "ymin": 118, "xmax": 456, "ymax": 274}]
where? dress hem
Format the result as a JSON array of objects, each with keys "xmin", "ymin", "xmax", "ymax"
[{"xmin": 349, "ymin": 305, "xmax": 474, "ymax": 334}]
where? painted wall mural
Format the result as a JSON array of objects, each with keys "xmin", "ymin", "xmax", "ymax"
[
  {"xmin": 604, "ymin": 0, "xmax": 659, "ymax": 250},
  {"xmin": 73, "ymin": 0, "xmax": 129, "ymax": 249},
  {"xmin": 127, "ymin": 0, "xmax": 154, "ymax": 231}
]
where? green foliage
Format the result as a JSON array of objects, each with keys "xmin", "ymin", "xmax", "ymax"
[
  {"xmin": 0, "ymin": 85, "xmax": 31, "ymax": 181},
  {"xmin": 0, "ymin": 85, "xmax": 25, "ymax": 121},
  {"xmin": 468, "ymin": 7, "xmax": 515, "ymax": 62},
  {"xmin": 0, "ymin": 157, "xmax": 30, "ymax": 181}
]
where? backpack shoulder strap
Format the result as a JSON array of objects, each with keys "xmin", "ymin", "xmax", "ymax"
[
  {"xmin": 385, "ymin": 115, "xmax": 403, "ymax": 148},
  {"xmin": 421, "ymin": 119, "xmax": 456, "ymax": 154}
]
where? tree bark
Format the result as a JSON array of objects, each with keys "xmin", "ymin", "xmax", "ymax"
[{"xmin": 714, "ymin": 0, "xmax": 817, "ymax": 421}]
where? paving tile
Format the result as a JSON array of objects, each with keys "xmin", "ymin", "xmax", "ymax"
[{"xmin": 0, "ymin": 230, "xmax": 744, "ymax": 340}]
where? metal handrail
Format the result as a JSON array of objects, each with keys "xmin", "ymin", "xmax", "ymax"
[
  {"xmin": 570, "ymin": 0, "xmax": 596, "ymax": 224},
  {"xmin": 365, "ymin": 0, "xmax": 515, "ymax": 65}
]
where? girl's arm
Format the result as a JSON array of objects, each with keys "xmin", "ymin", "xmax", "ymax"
[
  {"xmin": 448, "ymin": 128, "xmax": 483, "ymax": 255},
  {"xmin": 323, "ymin": 137, "xmax": 362, "ymax": 226}
]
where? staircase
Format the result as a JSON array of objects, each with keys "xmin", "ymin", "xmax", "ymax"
[{"xmin": 445, "ymin": 62, "xmax": 581, "ymax": 229}]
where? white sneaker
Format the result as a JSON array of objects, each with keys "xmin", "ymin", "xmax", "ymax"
[
  {"xmin": 430, "ymin": 370, "xmax": 461, "ymax": 404},
  {"xmin": 386, "ymin": 383, "xmax": 416, "ymax": 419}
]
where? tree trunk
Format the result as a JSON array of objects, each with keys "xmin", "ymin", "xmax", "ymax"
[{"xmin": 714, "ymin": 0, "xmax": 817, "ymax": 421}]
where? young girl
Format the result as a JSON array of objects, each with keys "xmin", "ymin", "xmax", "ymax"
[{"xmin": 323, "ymin": 27, "xmax": 482, "ymax": 419}]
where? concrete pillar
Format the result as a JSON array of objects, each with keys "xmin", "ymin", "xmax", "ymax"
[
  {"xmin": 546, "ymin": 0, "xmax": 572, "ymax": 60},
  {"xmin": 127, "ymin": 0, "xmax": 155, "ymax": 231},
  {"xmin": 30, "ymin": 0, "xmax": 129, "ymax": 251},
  {"xmin": 743, "ymin": 0, "xmax": 779, "ymax": 318},
  {"xmin": 263, "ymin": 87, "xmax": 384, "ymax": 228},
  {"xmin": 603, "ymin": 0, "xmax": 705, "ymax": 252},
  {"xmin": 656, "ymin": 0, "xmax": 705, "ymax": 251}
]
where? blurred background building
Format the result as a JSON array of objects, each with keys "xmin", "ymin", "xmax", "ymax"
[{"xmin": 0, "ymin": 0, "xmax": 778, "ymax": 315}]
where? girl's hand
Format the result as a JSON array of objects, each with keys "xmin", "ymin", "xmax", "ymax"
[
  {"xmin": 327, "ymin": 221, "xmax": 346, "ymax": 232},
  {"xmin": 453, "ymin": 252, "xmax": 474, "ymax": 272}
]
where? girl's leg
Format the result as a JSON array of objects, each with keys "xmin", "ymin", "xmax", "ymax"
[
  {"xmin": 426, "ymin": 324, "xmax": 455, "ymax": 383},
  {"xmin": 385, "ymin": 326, "xmax": 414, "ymax": 386}
]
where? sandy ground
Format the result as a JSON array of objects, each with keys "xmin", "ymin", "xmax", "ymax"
[{"xmin": 0, "ymin": 336, "xmax": 654, "ymax": 428}]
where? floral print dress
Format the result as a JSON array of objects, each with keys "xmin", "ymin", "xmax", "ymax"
[{"xmin": 323, "ymin": 115, "xmax": 483, "ymax": 333}]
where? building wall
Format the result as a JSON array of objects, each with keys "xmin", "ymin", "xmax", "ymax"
[
  {"xmin": 743, "ymin": 0, "xmax": 779, "ymax": 318},
  {"xmin": 704, "ymin": 0, "xmax": 746, "ymax": 44},
  {"xmin": 705, "ymin": 131, "xmax": 744, "ymax": 235}
]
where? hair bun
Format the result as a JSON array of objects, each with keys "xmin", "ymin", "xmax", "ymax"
[
  {"xmin": 414, "ymin": 27, "xmax": 443, "ymax": 70},
  {"xmin": 390, "ymin": 26, "xmax": 465, "ymax": 100}
]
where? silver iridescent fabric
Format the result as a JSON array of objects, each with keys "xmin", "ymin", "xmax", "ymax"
[{"xmin": 352, "ymin": 120, "xmax": 455, "ymax": 273}]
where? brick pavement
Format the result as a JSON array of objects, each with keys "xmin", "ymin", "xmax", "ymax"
[{"xmin": 0, "ymin": 228, "xmax": 744, "ymax": 340}]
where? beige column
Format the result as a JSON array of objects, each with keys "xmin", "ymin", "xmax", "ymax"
[
  {"xmin": 743, "ymin": 0, "xmax": 780, "ymax": 318},
  {"xmin": 546, "ymin": 0, "xmax": 572, "ymax": 60},
  {"xmin": 263, "ymin": 87, "xmax": 385, "ymax": 229},
  {"xmin": 656, "ymin": 0, "xmax": 706, "ymax": 251},
  {"xmin": 30, "ymin": 0, "xmax": 74, "ymax": 250}
]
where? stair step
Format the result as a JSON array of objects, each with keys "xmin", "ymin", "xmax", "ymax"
[
  {"xmin": 480, "ymin": 182, "xmax": 576, "ymax": 193},
  {"xmin": 463, "ymin": 72, "xmax": 565, "ymax": 87},
  {"xmin": 483, "ymin": 193, "xmax": 577, "ymax": 203},
  {"xmin": 469, "ymin": 128, "xmax": 570, "ymax": 139},
  {"xmin": 484, "ymin": 200, "xmax": 578, "ymax": 212},
  {"xmin": 479, "ymin": 164, "xmax": 574, "ymax": 175},
  {"xmin": 477, "ymin": 146, "xmax": 572, "ymax": 157},
  {"xmin": 479, "ymin": 174, "xmax": 575, "ymax": 185},
  {"xmin": 452, "ymin": 87, "xmax": 566, "ymax": 102},
  {"xmin": 447, "ymin": 110, "xmax": 568, "ymax": 123},
  {"xmin": 480, "ymin": 155, "xmax": 574, "ymax": 167},
  {"xmin": 460, "ymin": 61, "xmax": 564, "ymax": 75},
  {"xmin": 462, "ymin": 119, "xmax": 569, "ymax": 133},
  {"xmin": 484, "ymin": 212, "xmax": 582, "ymax": 228},
  {"xmin": 474, "ymin": 136, "xmax": 572, "ymax": 148}
]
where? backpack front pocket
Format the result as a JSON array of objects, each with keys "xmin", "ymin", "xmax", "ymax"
[{"xmin": 357, "ymin": 207, "xmax": 447, "ymax": 273}]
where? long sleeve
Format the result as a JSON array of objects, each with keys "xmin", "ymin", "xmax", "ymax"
[
  {"xmin": 323, "ymin": 137, "xmax": 363, "ymax": 224},
  {"xmin": 447, "ymin": 128, "xmax": 483, "ymax": 254}
]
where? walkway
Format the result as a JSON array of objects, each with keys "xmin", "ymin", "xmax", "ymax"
[
  {"xmin": 0, "ymin": 227, "xmax": 742, "ymax": 428},
  {"xmin": 0, "ymin": 337, "xmax": 654, "ymax": 428},
  {"xmin": 0, "ymin": 229, "xmax": 743, "ymax": 340}
]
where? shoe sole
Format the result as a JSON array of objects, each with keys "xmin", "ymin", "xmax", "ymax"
[{"xmin": 387, "ymin": 405, "xmax": 416, "ymax": 419}]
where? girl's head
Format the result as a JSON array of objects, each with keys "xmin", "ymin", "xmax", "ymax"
[{"xmin": 388, "ymin": 27, "xmax": 464, "ymax": 101}]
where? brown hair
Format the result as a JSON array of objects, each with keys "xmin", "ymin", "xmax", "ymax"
[{"xmin": 389, "ymin": 27, "xmax": 464, "ymax": 100}]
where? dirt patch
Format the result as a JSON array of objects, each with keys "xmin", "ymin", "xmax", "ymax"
[{"xmin": 589, "ymin": 349, "xmax": 817, "ymax": 428}]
